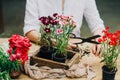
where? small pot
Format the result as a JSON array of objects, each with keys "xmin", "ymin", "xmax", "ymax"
[
  {"xmin": 102, "ymin": 65, "xmax": 117, "ymax": 80},
  {"xmin": 10, "ymin": 70, "xmax": 21, "ymax": 79},
  {"xmin": 38, "ymin": 46, "xmax": 55, "ymax": 60},
  {"xmin": 52, "ymin": 53, "xmax": 67, "ymax": 63}
]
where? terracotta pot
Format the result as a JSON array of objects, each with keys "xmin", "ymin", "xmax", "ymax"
[
  {"xmin": 102, "ymin": 65, "xmax": 117, "ymax": 80},
  {"xmin": 10, "ymin": 70, "xmax": 21, "ymax": 79}
]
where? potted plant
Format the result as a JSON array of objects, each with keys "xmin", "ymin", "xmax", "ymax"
[
  {"xmin": 38, "ymin": 14, "xmax": 59, "ymax": 59},
  {"xmin": 98, "ymin": 27, "xmax": 120, "ymax": 80},
  {"xmin": 0, "ymin": 34, "xmax": 31, "ymax": 79},
  {"xmin": 52, "ymin": 14, "xmax": 76, "ymax": 63}
]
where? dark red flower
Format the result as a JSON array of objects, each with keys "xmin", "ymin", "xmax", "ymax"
[
  {"xmin": 44, "ymin": 28, "xmax": 51, "ymax": 33},
  {"xmin": 52, "ymin": 20, "xmax": 59, "ymax": 25},
  {"xmin": 48, "ymin": 16, "xmax": 53, "ymax": 20},
  {"xmin": 40, "ymin": 17, "xmax": 50, "ymax": 26},
  {"xmin": 53, "ymin": 13, "xmax": 58, "ymax": 17}
]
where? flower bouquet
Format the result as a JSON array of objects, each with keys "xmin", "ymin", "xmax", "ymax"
[
  {"xmin": 98, "ymin": 27, "xmax": 120, "ymax": 80},
  {"xmin": 0, "ymin": 34, "xmax": 31, "ymax": 79}
]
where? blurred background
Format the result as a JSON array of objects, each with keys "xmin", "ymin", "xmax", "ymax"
[{"xmin": 0, "ymin": 0, "xmax": 120, "ymax": 38}]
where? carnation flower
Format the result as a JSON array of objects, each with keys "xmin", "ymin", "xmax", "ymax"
[
  {"xmin": 39, "ymin": 13, "xmax": 76, "ymax": 57},
  {"xmin": 8, "ymin": 34, "xmax": 31, "ymax": 64},
  {"xmin": 98, "ymin": 27, "xmax": 120, "ymax": 69}
]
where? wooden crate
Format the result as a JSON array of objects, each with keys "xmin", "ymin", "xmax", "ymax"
[{"xmin": 30, "ymin": 49, "xmax": 81, "ymax": 69}]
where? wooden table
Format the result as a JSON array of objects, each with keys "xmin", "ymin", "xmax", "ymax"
[{"xmin": 0, "ymin": 38, "xmax": 120, "ymax": 80}]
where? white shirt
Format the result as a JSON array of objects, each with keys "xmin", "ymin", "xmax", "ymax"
[{"xmin": 23, "ymin": 0, "xmax": 105, "ymax": 37}]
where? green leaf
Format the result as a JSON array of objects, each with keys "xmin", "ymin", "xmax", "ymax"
[{"xmin": 0, "ymin": 71, "xmax": 11, "ymax": 80}]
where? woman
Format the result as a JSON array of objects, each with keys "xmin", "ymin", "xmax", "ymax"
[{"xmin": 23, "ymin": 0, "xmax": 105, "ymax": 55}]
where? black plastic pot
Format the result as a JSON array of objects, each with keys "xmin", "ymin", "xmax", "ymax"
[
  {"xmin": 102, "ymin": 66, "xmax": 117, "ymax": 80},
  {"xmin": 52, "ymin": 53, "xmax": 67, "ymax": 63},
  {"xmin": 38, "ymin": 46, "xmax": 55, "ymax": 60}
]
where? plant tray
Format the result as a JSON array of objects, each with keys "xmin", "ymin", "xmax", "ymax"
[{"xmin": 30, "ymin": 49, "xmax": 81, "ymax": 69}]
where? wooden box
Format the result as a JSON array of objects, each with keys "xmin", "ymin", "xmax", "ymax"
[{"xmin": 30, "ymin": 49, "xmax": 81, "ymax": 69}]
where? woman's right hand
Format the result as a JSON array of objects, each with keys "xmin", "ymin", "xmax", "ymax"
[{"xmin": 25, "ymin": 30, "xmax": 41, "ymax": 44}]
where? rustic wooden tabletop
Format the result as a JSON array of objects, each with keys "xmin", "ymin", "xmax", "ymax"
[{"xmin": 0, "ymin": 38, "xmax": 120, "ymax": 80}]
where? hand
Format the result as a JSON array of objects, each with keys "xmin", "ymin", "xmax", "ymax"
[
  {"xmin": 67, "ymin": 38, "xmax": 77, "ymax": 50},
  {"xmin": 67, "ymin": 43, "xmax": 77, "ymax": 50},
  {"xmin": 92, "ymin": 44, "xmax": 101, "ymax": 56},
  {"xmin": 92, "ymin": 28, "xmax": 104, "ymax": 56}
]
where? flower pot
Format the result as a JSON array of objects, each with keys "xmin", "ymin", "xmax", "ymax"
[
  {"xmin": 52, "ymin": 53, "xmax": 67, "ymax": 63},
  {"xmin": 102, "ymin": 66, "xmax": 117, "ymax": 80},
  {"xmin": 38, "ymin": 46, "xmax": 55, "ymax": 60},
  {"xmin": 10, "ymin": 70, "xmax": 21, "ymax": 79}
]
